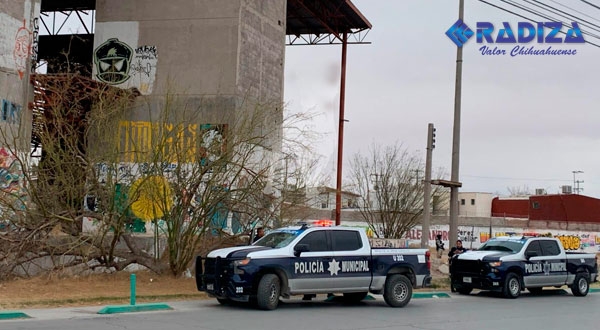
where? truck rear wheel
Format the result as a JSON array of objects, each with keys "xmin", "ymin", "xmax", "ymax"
[
  {"xmin": 383, "ymin": 274, "xmax": 412, "ymax": 307},
  {"xmin": 256, "ymin": 274, "xmax": 280, "ymax": 310},
  {"xmin": 571, "ymin": 272, "xmax": 589, "ymax": 297},
  {"xmin": 503, "ymin": 272, "xmax": 521, "ymax": 299}
]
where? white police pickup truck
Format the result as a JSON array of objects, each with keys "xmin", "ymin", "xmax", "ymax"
[
  {"xmin": 450, "ymin": 236, "xmax": 598, "ymax": 298},
  {"xmin": 196, "ymin": 224, "xmax": 432, "ymax": 310}
]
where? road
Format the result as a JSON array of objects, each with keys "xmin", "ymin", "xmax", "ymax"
[{"xmin": 2, "ymin": 290, "xmax": 598, "ymax": 330}]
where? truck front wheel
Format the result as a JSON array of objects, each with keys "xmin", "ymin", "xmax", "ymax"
[
  {"xmin": 503, "ymin": 273, "xmax": 521, "ymax": 299},
  {"xmin": 256, "ymin": 274, "xmax": 281, "ymax": 310},
  {"xmin": 383, "ymin": 274, "xmax": 412, "ymax": 307},
  {"xmin": 571, "ymin": 272, "xmax": 589, "ymax": 297}
]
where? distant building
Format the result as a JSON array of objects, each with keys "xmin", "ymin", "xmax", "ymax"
[
  {"xmin": 458, "ymin": 192, "xmax": 494, "ymax": 217},
  {"xmin": 305, "ymin": 186, "xmax": 360, "ymax": 210},
  {"xmin": 493, "ymin": 193, "xmax": 600, "ymax": 224}
]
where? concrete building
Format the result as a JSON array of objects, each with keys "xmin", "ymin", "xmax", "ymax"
[
  {"xmin": 458, "ymin": 192, "xmax": 494, "ymax": 217},
  {"xmin": 0, "ymin": 0, "xmax": 39, "ymax": 151}
]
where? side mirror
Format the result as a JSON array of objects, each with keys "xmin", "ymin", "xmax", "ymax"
[
  {"xmin": 294, "ymin": 244, "xmax": 309, "ymax": 257},
  {"xmin": 525, "ymin": 250, "xmax": 538, "ymax": 259}
]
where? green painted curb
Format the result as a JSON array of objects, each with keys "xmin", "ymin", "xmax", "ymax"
[
  {"xmin": 0, "ymin": 312, "xmax": 31, "ymax": 320},
  {"xmin": 590, "ymin": 288, "xmax": 600, "ymax": 293},
  {"xmin": 412, "ymin": 292, "xmax": 450, "ymax": 299},
  {"xmin": 97, "ymin": 303, "xmax": 172, "ymax": 314}
]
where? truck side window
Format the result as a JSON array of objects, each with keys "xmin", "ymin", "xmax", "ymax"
[
  {"xmin": 331, "ymin": 230, "xmax": 362, "ymax": 251},
  {"xmin": 525, "ymin": 241, "xmax": 542, "ymax": 256},
  {"xmin": 540, "ymin": 240, "xmax": 561, "ymax": 256},
  {"xmin": 297, "ymin": 231, "xmax": 329, "ymax": 252}
]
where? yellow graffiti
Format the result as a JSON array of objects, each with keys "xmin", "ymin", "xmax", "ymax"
[
  {"xmin": 480, "ymin": 232, "xmax": 491, "ymax": 243},
  {"xmin": 129, "ymin": 176, "xmax": 173, "ymax": 221},
  {"xmin": 555, "ymin": 235, "xmax": 581, "ymax": 251},
  {"xmin": 118, "ymin": 121, "xmax": 224, "ymax": 163}
]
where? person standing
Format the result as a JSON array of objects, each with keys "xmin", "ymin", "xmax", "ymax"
[
  {"xmin": 448, "ymin": 239, "xmax": 467, "ymax": 258},
  {"xmin": 252, "ymin": 227, "xmax": 265, "ymax": 243},
  {"xmin": 435, "ymin": 234, "xmax": 445, "ymax": 258}
]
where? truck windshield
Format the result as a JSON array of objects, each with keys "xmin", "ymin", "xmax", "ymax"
[
  {"xmin": 253, "ymin": 230, "xmax": 302, "ymax": 248},
  {"xmin": 478, "ymin": 240, "xmax": 525, "ymax": 253}
]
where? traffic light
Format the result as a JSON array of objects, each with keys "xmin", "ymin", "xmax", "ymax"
[{"xmin": 428, "ymin": 123, "xmax": 436, "ymax": 150}]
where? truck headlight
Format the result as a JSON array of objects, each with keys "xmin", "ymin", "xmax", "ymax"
[
  {"xmin": 234, "ymin": 258, "xmax": 251, "ymax": 274},
  {"xmin": 489, "ymin": 261, "xmax": 502, "ymax": 267}
]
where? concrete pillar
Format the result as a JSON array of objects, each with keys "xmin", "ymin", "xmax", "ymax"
[
  {"xmin": 93, "ymin": 0, "xmax": 286, "ymax": 153},
  {"xmin": 0, "ymin": 0, "xmax": 39, "ymax": 151}
]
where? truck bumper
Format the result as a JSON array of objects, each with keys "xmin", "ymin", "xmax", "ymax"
[
  {"xmin": 451, "ymin": 273, "xmax": 504, "ymax": 292},
  {"xmin": 196, "ymin": 256, "xmax": 254, "ymax": 302},
  {"xmin": 422, "ymin": 274, "xmax": 432, "ymax": 288}
]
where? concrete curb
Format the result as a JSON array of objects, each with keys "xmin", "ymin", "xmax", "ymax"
[
  {"xmin": 97, "ymin": 303, "xmax": 172, "ymax": 314},
  {"xmin": 0, "ymin": 311, "xmax": 31, "ymax": 320},
  {"xmin": 412, "ymin": 292, "xmax": 451, "ymax": 299},
  {"xmin": 324, "ymin": 292, "xmax": 450, "ymax": 302}
]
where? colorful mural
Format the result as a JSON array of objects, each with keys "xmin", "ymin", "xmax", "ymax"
[
  {"xmin": 400, "ymin": 224, "xmax": 600, "ymax": 253},
  {"xmin": 129, "ymin": 176, "xmax": 173, "ymax": 221},
  {"xmin": 0, "ymin": 147, "xmax": 24, "ymax": 195}
]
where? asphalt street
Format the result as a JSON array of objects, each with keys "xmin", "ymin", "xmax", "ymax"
[{"xmin": 1, "ymin": 290, "xmax": 598, "ymax": 330}]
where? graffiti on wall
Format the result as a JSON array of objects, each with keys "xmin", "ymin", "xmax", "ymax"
[
  {"xmin": 13, "ymin": 20, "xmax": 32, "ymax": 79},
  {"xmin": 0, "ymin": 100, "xmax": 21, "ymax": 125},
  {"xmin": 94, "ymin": 38, "xmax": 133, "ymax": 85},
  {"xmin": 400, "ymin": 224, "xmax": 600, "ymax": 252},
  {"xmin": 93, "ymin": 38, "xmax": 158, "ymax": 94},
  {"xmin": 118, "ymin": 121, "xmax": 226, "ymax": 163},
  {"xmin": 130, "ymin": 45, "xmax": 158, "ymax": 94},
  {"xmin": 555, "ymin": 235, "xmax": 584, "ymax": 251},
  {"xmin": 30, "ymin": 17, "xmax": 39, "ymax": 73},
  {"xmin": 0, "ymin": 147, "xmax": 24, "ymax": 195}
]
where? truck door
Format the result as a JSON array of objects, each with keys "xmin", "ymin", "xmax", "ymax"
[
  {"xmin": 523, "ymin": 240, "xmax": 545, "ymax": 286},
  {"xmin": 539, "ymin": 240, "xmax": 568, "ymax": 285},
  {"xmin": 289, "ymin": 230, "xmax": 336, "ymax": 293},
  {"xmin": 330, "ymin": 230, "xmax": 371, "ymax": 291}
]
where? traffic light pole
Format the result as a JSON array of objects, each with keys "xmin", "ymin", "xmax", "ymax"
[{"xmin": 421, "ymin": 123, "xmax": 435, "ymax": 248}]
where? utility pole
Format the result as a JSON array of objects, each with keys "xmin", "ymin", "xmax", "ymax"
[
  {"xmin": 421, "ymin": 123, "xmax": 435, "ymax": 248},
  {"xmin": 335, "ymin": 31, "xmax": 348, "ymax": 226},
  {"xmin": 449, "ymin": 0, "xmax": 465, "ymax": 246},
  {"xmin": 572, "ymin": 170, "xmax": 584, "ymax": 194}
]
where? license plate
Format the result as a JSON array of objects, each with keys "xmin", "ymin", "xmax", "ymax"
[
  {"xmin": 463, "ymin": 277, "xmax": 472, "ymax": 283},
  {"xmin": 207, "ymin": 283, "xmax": 214, "ymax": 290}
]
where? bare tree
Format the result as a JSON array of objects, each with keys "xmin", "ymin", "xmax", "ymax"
[
  {"xmin": 506, "ymin": 185, "xmax": 532, "ymax": 197},
  {"xmin": 349, "ymin": 143, "xmax": 448, "ymax": 239}
]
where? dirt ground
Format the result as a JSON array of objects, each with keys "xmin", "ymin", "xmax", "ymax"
[{"xmin": 0, "ymin": 271, "xmax": 207, "ymax": 309}]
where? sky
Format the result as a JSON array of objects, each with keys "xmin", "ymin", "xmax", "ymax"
[{"xmin": 283, "ymin": 0, "xmax": 600, "ymax": 198}]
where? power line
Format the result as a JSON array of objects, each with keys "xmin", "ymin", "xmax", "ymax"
[
  {"xmin": 526, "ymin": 0, "xmax": 600, "ymax": 36},
  {"xmin": 477, "ymin": 0, "xmax": 600, "ymax": 48},
  {"xmin": 462, "ymin": 174, "xmax": 570, "ymax": 182},
  {"xmin": 580, "ymin": 0, "xmax": 600, "ymax": 12},
  {"xmin": 500, "ymin": 0, "xmax": 600, "ymax": 41},
  {"xmin": 550, "ymin": 0, "xmax": 600, "ymax": 24}
]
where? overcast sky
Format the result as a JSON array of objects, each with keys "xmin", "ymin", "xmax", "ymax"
[{"xmin": 283, "ymin": 0, "xmax": 600, "ymax": 198}]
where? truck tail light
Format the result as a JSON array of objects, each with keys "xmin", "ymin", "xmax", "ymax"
[{"xmin": 425, "ymin": 251, "xmax": 431, "ymax": 270}]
